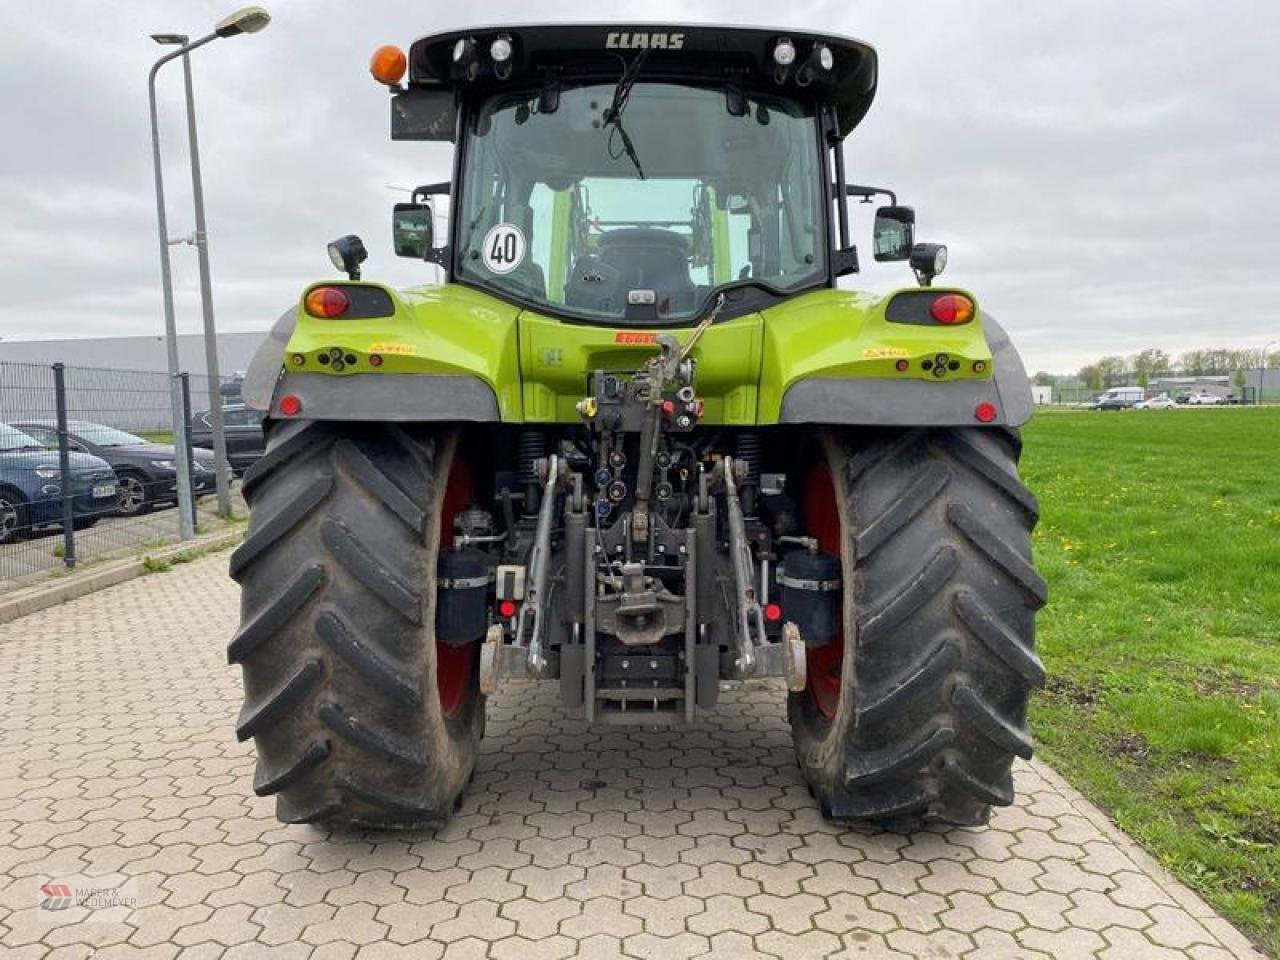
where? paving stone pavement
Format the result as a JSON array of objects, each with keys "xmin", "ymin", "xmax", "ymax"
[{"xmin": 0, "ymin": 552, "xmax": 1266, "ymax": 959}]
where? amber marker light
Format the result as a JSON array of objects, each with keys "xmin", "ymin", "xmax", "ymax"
[{"xmin": 370, "ymin": 44, "xmax": 407, "ymax": 86}]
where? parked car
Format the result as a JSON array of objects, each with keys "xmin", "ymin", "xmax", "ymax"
[
  {"xmin": 0, "ymin": 423, "xmax": 118, "ymax": 543},
  {"xmin": 1090, "ymin": 396, "xmax": 1131, "ymax": 412},
  {"xmin": 1186, "ymin": 393, "xmax": 1226, "ymax": 405},
  {"xmin": 1134, "ymin": 395, "xmax": 1176, "ymax": 409},
  {"xmin": 191, "ymin": 404, "xmax": 265, "ymax": 475},
  {"xmin": 13, "ymin": 420, "xmax": 222, "ymax": 517}
]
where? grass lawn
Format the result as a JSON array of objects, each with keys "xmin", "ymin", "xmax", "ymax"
[{"xmin": 1021, "ymin": 407, "xmax": 1280, "ymax": 954}]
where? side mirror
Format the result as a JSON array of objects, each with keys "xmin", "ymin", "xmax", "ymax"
[
  {"xmin": 393, "ymin": 203, "xmax": 433, "ymax": 259},
  {"xmin": 390, "ymin": 89, "xmax": 457, "ymax": 142},
  {"xmin": 872, "ymin": 206, "xmax": 915, "ymax": 262}
]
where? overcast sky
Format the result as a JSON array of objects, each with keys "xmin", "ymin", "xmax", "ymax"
[{"xmin": 3, "ymin": 1, "xmax": 1278, "ymax": 373}]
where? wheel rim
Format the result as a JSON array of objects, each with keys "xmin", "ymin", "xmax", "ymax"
[
  {"xmin": 801, "ymin": 463, "xmax": 844, "ymax": 721},
  {"xmin": 436, "ymin": 452, "xmax": 478, "ymax": 718},
  {"xmin": 0, "ymin": 498, "xmax": 16, "ymax": 539},
  {"xmin": 118, "ymin": 477, "xmax": 144, "ymax": 513}
]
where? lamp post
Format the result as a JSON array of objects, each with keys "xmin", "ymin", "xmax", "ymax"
[
  {"xmin": 1261, "ymin": 340, "xmax": 1277, "ymax": 406},
  {"xmin": 148, "ymin": 6, "xmax": 270, "ymax": 537}
]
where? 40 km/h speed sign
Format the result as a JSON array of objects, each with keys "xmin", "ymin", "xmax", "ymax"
[{"xmin": 481, "ymin": 223, "xmax": 526, "ymax": 275}]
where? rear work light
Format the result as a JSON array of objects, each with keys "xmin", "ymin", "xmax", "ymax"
[
  {"xmin": 929, "ymin": 293, "xmax": 975, "ymax": 325},
  {"xmin": 305, "ymin": 286, "xmax": 350, "ymax": 318}
]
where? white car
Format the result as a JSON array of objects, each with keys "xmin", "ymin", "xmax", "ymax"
[
  {"xmin": 1186, "ymin": 393, "xmax": 1226, "ymax": 405},
  {"xmin": 1134, "ymin": 396, "xmax": 1176, "ymax": 409}
]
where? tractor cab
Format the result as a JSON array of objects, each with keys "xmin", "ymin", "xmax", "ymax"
[{"xmin": 373, "ymin": 25, "xmax": 941, "ymax": 325}]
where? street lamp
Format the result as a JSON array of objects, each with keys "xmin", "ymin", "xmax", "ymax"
[
  {"xmin": 1261, "ymin": 341, "xmax": 1277, "ymax": 407},
  {"xmin": 148, "ymin": 7, "xmax": 270, "ymax": 535}
]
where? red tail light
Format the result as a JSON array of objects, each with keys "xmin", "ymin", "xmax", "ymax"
[
  {"xmin": 304, "ymin": 286, "xmax": 350, "ymax": 318},
  {"xmin": 929, "ymin": 294, "xmax": 974, "ymax": 325}
]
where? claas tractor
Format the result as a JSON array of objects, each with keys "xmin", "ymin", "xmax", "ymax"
[{"xmin": 232, "ymin": 23, "xmax": 1046, "ymax": 832}]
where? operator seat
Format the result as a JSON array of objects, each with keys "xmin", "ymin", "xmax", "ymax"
[{"xmin": 565, "ymin": 228, "xmax": 697, "ymax": 316}]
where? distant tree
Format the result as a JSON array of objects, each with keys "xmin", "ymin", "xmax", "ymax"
[
  {"xmin": 1078, "ymin": 364, "xmax": 1103, "ymax": 391},
  {"xmin": 1178, "ymin": 350, "xmax": 1210, "ymax": 375},
  {"xmin": 1032, "ymin": 371, "xmax": 1057, "ymax": 386},
  {"xmin": 1130, "ymin": 348, "xmax": 1171, "ymax": 385},
  {"xmin": 1097, "ymin": 355, "xmax": 1128, "ymax": 387}
]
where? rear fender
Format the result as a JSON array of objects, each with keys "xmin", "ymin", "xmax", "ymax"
[
  {"xmin": 242, "ymin": 282, "xmax": 522, "ymax": 422},
  {"xmin": 759, "ymin": 288, "xmax": 1032, "ymax": 427}
]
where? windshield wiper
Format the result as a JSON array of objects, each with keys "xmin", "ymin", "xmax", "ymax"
[{"xmin": 603, "ymin": 51, "xmax": 647, "ymax": 180}]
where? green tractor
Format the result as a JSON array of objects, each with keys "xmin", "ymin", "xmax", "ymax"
[{"xmin": 232, "ymin": 24, "xmax": 1045, "ymax": 832}]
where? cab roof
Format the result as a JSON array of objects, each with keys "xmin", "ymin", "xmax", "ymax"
[{"xmin": 407, "ymin": 23, "xmax": 878, "ymax": 138}]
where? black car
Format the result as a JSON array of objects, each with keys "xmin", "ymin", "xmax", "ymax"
[
  {"xmin": 14, "ymin": 421, "xmax": 222, "ymax": 517},
  {"xmin": 191, "ymin": 404, "xmax": 264, "ymax": 475},
  {"xmin": 1092, "ymin": 397, "xmax": 1131, "ymax": 411}
]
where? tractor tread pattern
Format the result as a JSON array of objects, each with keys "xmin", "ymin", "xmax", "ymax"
[
  {"xmin": 240, "ymin": 420, "xmax": 331, "ymax": 498},
  {"xmin": 335, "ymin": 439, "xmax": 427, "ymax": 534},
  {"xmin": 320, "ymin": 517, "xmax": 423, "ymax": 624},
  {"xmin": 235, "ymin": 658, "xmax": 324, "ymax": 742},
  {"xmin": 952, "ymin": 684, "xmax": 1035, "ymax": 759},
  {"xmin": 946, "ymin": 502, "xmax": 1048, "ymax": 608},
  {"xmin": 939, "ymin": 753, "xmax": 1015, "ymax": 807},
  {"xmin": 227, "ymin": 564, "xmax": 324, "ymax": 664},
  {"xmin": 855, "ymin": 462, "xmax": 951, "ymax": 560},
  {"xmin": 790, "ymin": 426, "xmax": 1042, "ymax": 829},
  {"xmin": 856, "ymin": 637, "xmax": 960, "ymax": 725},
  {"xmin": 953, "ymin": 588, "xmax": 1046, "ymax": 687},
  {"xmin": 253, "ymin": 739, "xmax": 331, "ymax": 797},
  {"xmin": 937, "ymin": 430, "xmax": 1040, "ymax": 521},
  {"xmin": 316, "ymin": 608, "xmax": 422, "ymax": 708},
  {"xmin": 229, "ymin": 472, "xmax": 333, "ymax": 579},
  {"xmin": 845, "ymin": 725, "xmax": 956, "ymax": 786},
  {"xmin": 318, "ymin": 702, "xmax": 427, "ymax": 769},
  {"xmin": 857, "ymin": 545, "xmax": 959, "ymax": 645}
]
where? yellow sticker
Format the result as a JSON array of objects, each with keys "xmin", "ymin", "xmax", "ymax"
[
  {"xmin": 370, "ymin": 342, "xmax": 415, "ymax": 355},
  {"xmin": 861, "ymin": 347, "xmax": 910, "ymax": 360}
]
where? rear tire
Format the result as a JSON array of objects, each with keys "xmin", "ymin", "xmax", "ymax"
[
  {"xmin": 229, "ymin": 419, "xmax": 484, "ymax": 830},
  {"xmin": 789, "ymin": 426, "xmax": 1046, "ymax": 828}
]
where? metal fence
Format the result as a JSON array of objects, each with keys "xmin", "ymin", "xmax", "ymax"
[{"xmin": 0, "ymin": 361, "xmax": 243, "ymax": 591}]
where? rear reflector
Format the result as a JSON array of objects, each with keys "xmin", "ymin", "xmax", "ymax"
[
  {"xmin": 498, "ymin": 599, "xmax": 518, "ymax": 618},
  {"xmin": 279, "ymin": 394, "xmax": 302, "ymax": 417},
  {"xmin": 929, "ymin": 294, "xmax": 974, "ymax": 325},
  {"xmin": 974, "ymin": 402, "xmax": 997, "ymax": 423},
  {"xmin": 304, "ymin": 286, "xmax": 350, "ymax": 318}
]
